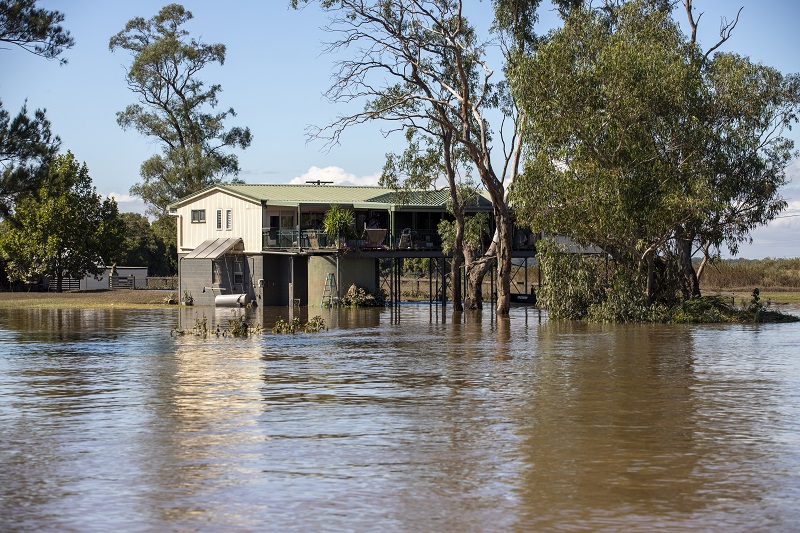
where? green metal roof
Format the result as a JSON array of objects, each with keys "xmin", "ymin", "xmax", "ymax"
[{"xmin": 169, "ymin": 184, "xmax": 493, "ymax": 210}]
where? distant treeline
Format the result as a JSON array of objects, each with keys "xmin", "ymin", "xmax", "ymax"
[{"xmin": 700, "ymin": 259, "xmax": 800, "ymax": 291}]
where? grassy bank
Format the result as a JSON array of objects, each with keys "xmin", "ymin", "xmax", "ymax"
[{"xmin": 0, "ymin": 289, "xmax": 176, "ymax": 309}]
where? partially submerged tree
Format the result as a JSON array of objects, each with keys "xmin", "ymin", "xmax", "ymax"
[
  {"xmin": 109, "ymin": 3, "xmax": 252, "ymax": 216},
  {"xmin": 382, "ymin": 127, "xmax": 478, "ymax": 311},
  {"xmin": 0, "ymin": 152, "xmax": 123, "ymax": 291},
  {"xmin": 294, "ymin": 0, "xmax": 541, "ymax": 315},
  {"xmin": 510, "ymin": 0, "xmax": 799, "ymax": 312}
]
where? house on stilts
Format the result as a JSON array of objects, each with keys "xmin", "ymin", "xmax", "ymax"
[{"xmin": 168, "ymin": 183, "xmax": 538, "ymax": 307}]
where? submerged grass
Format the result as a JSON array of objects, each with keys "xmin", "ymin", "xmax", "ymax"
[{"xmin": 667, "ymin": 293, "xmax": 799, "ymax": 324}]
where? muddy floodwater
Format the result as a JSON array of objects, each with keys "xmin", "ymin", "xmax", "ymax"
[{"xmin": 1, "ymin": 304, "xmax": 799, "ymax": 532}]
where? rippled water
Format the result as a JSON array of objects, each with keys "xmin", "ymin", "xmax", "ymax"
[{"xmin": 1, "ymin": 304, "xmax": 799, "ymax": 532}]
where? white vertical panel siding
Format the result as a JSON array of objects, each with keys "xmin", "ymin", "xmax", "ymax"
[{"xmin": 177, "ymin": 190, "xmax": 262, "ymax": 252}]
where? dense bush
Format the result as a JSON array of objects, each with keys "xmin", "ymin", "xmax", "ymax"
[
  {"xmin": 535, "ymin": 240, "xmax": 795, "ymax": 323},
  {"xmin": 536, "ymin": 239, "xmax": 606, "ymax": 320}
]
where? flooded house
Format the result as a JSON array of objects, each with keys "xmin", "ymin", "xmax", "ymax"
[{"xmin": 169, "ymin": 183, "xmax": 520, "ymax": 307}]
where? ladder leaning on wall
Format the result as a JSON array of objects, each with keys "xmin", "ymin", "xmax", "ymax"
[{"xmin": 321, "ymin": 273, "xmax": 339, "ymax": 307}]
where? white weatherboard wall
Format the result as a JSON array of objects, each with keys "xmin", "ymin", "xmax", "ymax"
[{"xmin": 176, "ymin": 190, "xmax": 263, "ymax": 253}]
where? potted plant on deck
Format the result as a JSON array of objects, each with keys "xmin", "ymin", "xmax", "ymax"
[{"xmin": 323, "ymin": 205, "xmax": 355, "ymax": 249}]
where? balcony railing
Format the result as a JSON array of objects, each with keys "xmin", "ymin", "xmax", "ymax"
[
  {"xmin": 262, "ymin": 228, "xmax": 440, "ymax": 251},
  {"xmin": 261, "ymin": 227, "xmax": 535, "ymax": 252}
]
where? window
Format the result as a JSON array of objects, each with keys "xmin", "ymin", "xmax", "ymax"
[
  {"xmin": 226, "ymin": 209, "xmax": 232, "ymax": 230},
  {"xmin": 216, "ymin": 209, "xmax": 222, "ymax": 230},
  {"xmin": 190, "ymin": 209, "xmax": 206, "ymax": 223}
]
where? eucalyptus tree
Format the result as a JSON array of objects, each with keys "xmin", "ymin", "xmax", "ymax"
[
  {"xmin": 0, "ymin": 0, "xmax": 72, "ymax": 219},
  {"xmin": 510, "ymin": 0, "xmax": 798, "ymax": 306},
  {"xmin": 294, "ymin": 0, "xmax": 543, "ymax": 314},
  {"xmin": 678, "ymin": 0, "xmax": 798, "ymax": 295},
  {"xmin": 382, "ymin": 126, "xmax": 478, "ymax": 310},
  {"xmin": 109, "ymin": 4, "xmax": 252, "ymax": 216}
]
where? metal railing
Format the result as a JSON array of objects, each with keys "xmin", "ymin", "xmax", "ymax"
[
  {"xmin": 259, "ymin": 227, "xmax": 540, "ymax": 253},
  {"xmin": 262, "ymin": 228, "xmax": 432, "ymax": 251}
]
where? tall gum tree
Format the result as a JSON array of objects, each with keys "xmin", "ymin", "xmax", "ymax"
[
  {"xmin": 510, "ymin": 0, "xmax": 799, "ymax": 306},
  {"xmin": 382, "ymin": 126, "xmax": 480, "ymax": 311},
  {"xmin": 109, "ymin": 3, "xmax": 252, "ymax": 216},
  {"xmin": 294, "ymin": 0, "xmax": 544, "ymax": 314}
]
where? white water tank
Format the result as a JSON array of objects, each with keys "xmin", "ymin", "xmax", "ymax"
[{"xmin": 215, "ymin": 293, "xmax": 251, "ymax": 307}]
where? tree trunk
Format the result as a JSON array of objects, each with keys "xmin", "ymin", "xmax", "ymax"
[
  {"xmin": 695, "ymin": 242, "xmax": 712, "ymax": 283},
  {"xmin": 675, "ymin": 227, "xmax": 700, "ymax": 299},
  {"xmin": 646, "ymin": 252, "xmax": 655, "ymax": 305},
  {"xmin": 443, "ymin": 130, "xmax": 464, "ymax": 312},
  {"xmin": 490, "ymin": 204, "xmax": 514, "ymax": 315},
  {"xmin": 465, "ymin": 255, "xmax": 493, "ymax": 310},
  {"xmin": 450, "ymin": 220, "xmax": 464, "ymax": 312}
]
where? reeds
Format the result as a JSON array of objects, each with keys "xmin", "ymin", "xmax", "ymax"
[{"xmin": 700, "ymin": 258, "xmax": 800, "ymax": 291}]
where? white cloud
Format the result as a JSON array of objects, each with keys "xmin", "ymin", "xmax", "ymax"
[
  {"xmin": 107, "ymin": 192, "xmax": 148, "ymax": 215},
  {"xmin": 107, "ymin": 192, "xmax": 137, "ymax": 203},
  {"xmin": 290, "ymin": 166, "xmax": 381, "ymax": 187}
]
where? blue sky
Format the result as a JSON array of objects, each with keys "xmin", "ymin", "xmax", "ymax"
[{"xmin": 1, "ymin": 0, "xmax": 799, "ymax": 258}]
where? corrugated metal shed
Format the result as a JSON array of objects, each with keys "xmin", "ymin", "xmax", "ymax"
[{"xmin": 183, "ymin": 238, "xmax": 244, "ymax": 259}]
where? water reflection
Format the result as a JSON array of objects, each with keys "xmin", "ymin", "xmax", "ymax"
[{"xmin": 1, "ymin": 305, "xmax": 799, "ymax": 531}]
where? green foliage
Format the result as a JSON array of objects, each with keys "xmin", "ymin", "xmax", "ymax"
[
  {"xmin": 150, "ymin": 215, "xmax": 178, "ymax": 275},
  {"xmin": 538, "ymin": 238, "xmax": 671, "ymax": 322},
  {"xmin": 272, "ymin": 316, "xmax": 326, "ymax": 334},
  {"xmin": 510, "ymin": 0, "xmax": 799, "ymax": 301},
  {"xmin": 0, "ymin": 152, "xmax": 123, "ymax": 291},
  {"xmin": 538, "ymin": 239, "xmax": 798, "ymax": 323},
  {"xmin": 193, "ymin": 317, "xmax": 208, "ymax": 335},
  {"xmin": 227, "ymin": 317, "xmax": 249, "ymax": 337},
  {"xmin": 536, "ymin": 239, "xmax": 606, "ymax": 320},
  {"xmin": 586, "ymin": 269, "xmax": 657, "ymax": 323},
  {"xmin": 0, "ymin": 100, "xmax": 60, "ymax": 218},
  {"xmin": 304, "ymin": 316, "xmax": 327, "ymax": 333},
  {"xmin": 339, "ymin": 284, "xmax": 386, "ymax": 307},
  {"xmin": 0, "ymin": 0, "xmax": 74, "ymax": 63},
  {"xmin": 402, "ymin": 257, "xmax": 430, "ymax": 276},
  {"xmin": 1, "ymin": 0, "xmax": 71, "ymax": 218},
  {"xmin": 273, "ymin": 317, "xmax": 302, "ymax": 334},
  {"xmin": 438, "ymin": 212, "xmax": 488, "ymax": 257},
  {"xmin": 667, "ymin": 296, "xmax": 749, "ymax": 324},
  {"xmin": 172, "ymin": 315, "xmax": 263, "ymax": 337},
  {"xmin": 109, "ymin": 3, "xmax": 252, "ymax": 216},
  {"xmin": 115, "ymin": 213, "xmax": 173, "ymax": 276},
  {"xmin": 322, "ymin": 204, "xmax": 355, "ymax": 245}
]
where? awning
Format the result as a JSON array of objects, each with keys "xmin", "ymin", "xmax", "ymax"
[{"xmin": 183, "ymin": 238, "xmax": 244, "ymax": 260}]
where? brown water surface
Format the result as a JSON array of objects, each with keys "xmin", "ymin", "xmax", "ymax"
[{"xmin": 1, "ymin": 305, "xmax": 799, "ymax": 531}]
